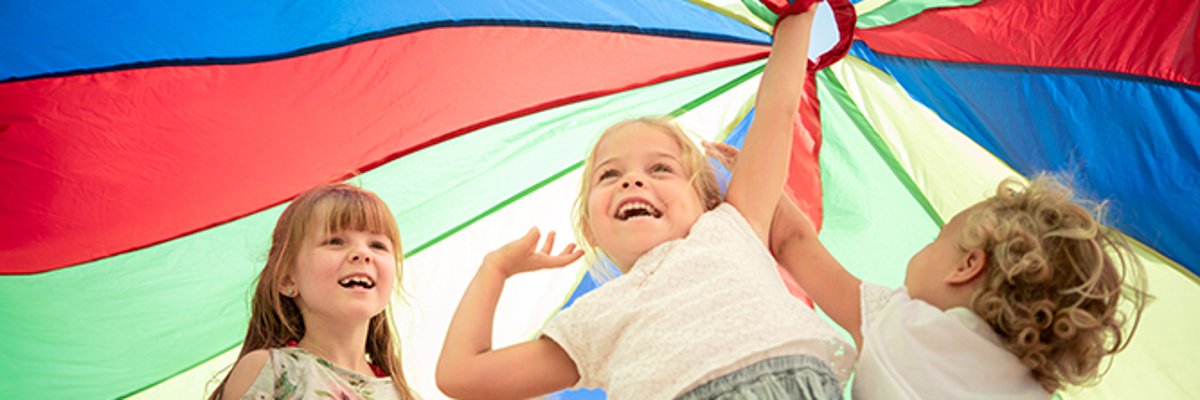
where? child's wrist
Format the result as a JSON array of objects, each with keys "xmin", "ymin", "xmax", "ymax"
[
  {"xmin": 772, "ymin": 0, "xmax": 817, "ymax": 24},
  {"xmin": 777, "ymin": 11, "xmax": 815, "ymax": 28},
  {"xmin": 481, "ymin": 253, "xmax": 515, "ymax": 279}
]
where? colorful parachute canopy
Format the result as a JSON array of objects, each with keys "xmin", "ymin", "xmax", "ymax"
[{"xmin": 1, "ymin": 1, "xmax": 1196, "ymax": 399}]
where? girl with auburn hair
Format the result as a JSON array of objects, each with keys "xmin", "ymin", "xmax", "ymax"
[{"xmin": 211, "ymin": 183, "xmax": 415, "ymax": 400}]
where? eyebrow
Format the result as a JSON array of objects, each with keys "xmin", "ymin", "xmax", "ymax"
[{"xmin": 593, "ymin": 150, "xmax": 680, "ymax": 172}]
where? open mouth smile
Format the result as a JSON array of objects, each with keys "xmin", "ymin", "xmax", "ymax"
[
  {"xmin": 614, "ymin": 198, "xmax": 663, "ymax": 221},
  {"xmin": 337, "ymin": 274, "xmax": 376, "ymax": 289}
]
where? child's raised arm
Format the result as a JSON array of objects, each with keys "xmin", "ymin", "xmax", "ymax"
[
  {"xmin": 726, "ymin": 7, "xmax": 816, "ymax": 244},
  {"xmin": 708, "ymin": 141, "xmax": 864, "ymax": 348},
  {"xmin": 770, "ymin": 193, "xmax": 863, "ymax": 347},
  {"xmin": 436, "ymin": 229, "xmax": 583, "ymax": 399}
]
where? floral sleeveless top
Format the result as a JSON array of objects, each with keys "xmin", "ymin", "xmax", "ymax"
[{"xmin": 240, "ymin": 347, "xmax": 402, "ymax": 400}]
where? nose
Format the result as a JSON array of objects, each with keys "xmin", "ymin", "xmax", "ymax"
[
  {"xmin": 349, "ymin": 251, "xmax": 371, "ymax": 263},
  {"xmin": 621, "ymin": 179, "xmax": 644, "ymax": 189}
]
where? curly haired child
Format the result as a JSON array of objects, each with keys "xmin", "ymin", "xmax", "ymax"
[{"xmin": 736, "ymin": 151, "xmax": 1150, "ymax": 398}]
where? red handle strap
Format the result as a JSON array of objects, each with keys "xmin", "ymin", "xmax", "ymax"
[{"xmin": 762, "ymin": 0, "xmax": 857, "ymax": 72}]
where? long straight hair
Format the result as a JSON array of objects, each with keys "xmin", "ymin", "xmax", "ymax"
[{"xmin": 210, "ymin": 183, "xmax": 414, "ymax": 399}]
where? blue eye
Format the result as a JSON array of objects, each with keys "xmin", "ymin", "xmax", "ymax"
[{"xmin": 651, "ymin": 163, "xmax": 672, "ymax": 173}]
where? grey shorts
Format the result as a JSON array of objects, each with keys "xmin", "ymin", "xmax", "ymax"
[{"xmin": 676, "ymin": 355, "xmax": 842, "ymax": 400}]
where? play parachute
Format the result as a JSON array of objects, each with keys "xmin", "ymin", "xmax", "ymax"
[{"xmin": 1, "ymin": 1, "xmax": 1195, "ymax": 398}]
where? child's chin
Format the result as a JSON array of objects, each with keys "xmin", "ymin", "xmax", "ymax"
[
  {"xmin": 341, "ymin": 304, "xmax": 388, "ymax": 321},
  {"xmin": 629, "ymin": 233, "xmax": 676, "ymax": 251}
]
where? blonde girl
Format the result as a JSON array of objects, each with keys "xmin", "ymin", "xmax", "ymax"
[
  {"xmin": 438, "ymin": 4, "xmax": 853, "ymax": 399},
  {"xmin": 212, "ymin": 183, "xmax": 415, "ymax": 400}
]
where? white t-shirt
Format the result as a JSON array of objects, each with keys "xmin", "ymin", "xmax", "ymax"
[
  {"xmin": 541, "ymin": 203, "xmax": 854, "ymax": 399},
  {"xmin": 853, "ymin": 282, "xmax": 1049, "ymax": 399}
]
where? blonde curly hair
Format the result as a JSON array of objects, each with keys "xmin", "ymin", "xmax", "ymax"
[
  {"xmin": 571, "ymin": 117, "xmax": 722, "ymax": 281},
  {"xmin": 961, "ymin": 175, "xmax": 1148, "ymax": 392}
]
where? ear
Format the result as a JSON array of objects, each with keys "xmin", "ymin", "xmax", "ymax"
[
  {"xmin": 280, "ymin": 275, "xmax": 297, "ymax": 298},
  {"xmin": 946, "ymin": 248, "xmax": 987, "ymax": 285}
]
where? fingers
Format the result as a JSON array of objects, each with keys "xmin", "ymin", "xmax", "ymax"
[
  {"xmin": 713, "ymin": 142, "xmax": 739, "ymax": 157},
  {"xmin": 704, "ymin": 146, "xmax": 722, "ymax": 159},
  {"xmin": 500, "ymin": 229, "xmax": 586, "ymax": 272},
  {"xmin": 546, "ymin": 245, "xmax": 584, "ymax": 267},
  {"xmin": 702, "ymin": 141, "xmax": 739, "ymax": 157},
  {"xmin": 534, "ymin": 239, "xmax": 584, "ymax": 269},
  {"xmin": 520, "ymin": 227, "xmax": 541, "ymax": 250},
  {"xmin": 540, "ymin": 230, "xmax": 556, "ymax": 254},
  {"xmin": 703, "ymin": 141, "xmax": 740, "ymax": 169}
]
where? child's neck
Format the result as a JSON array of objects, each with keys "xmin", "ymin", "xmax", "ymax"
[
  {"xmin": 297, "ymin": 316, "xmax": 374, "ymax": 376},
  {"xmin": 611, "ymin": 241, "xmax": 672, "ymax": 273},
  {"xmin": 913, "ymin": 286, "xmax": 977, "ymax": 312}
]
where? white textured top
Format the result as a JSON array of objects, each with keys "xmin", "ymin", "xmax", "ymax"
[
  {"xmin": 541, "ymin": 203, "xmax": 854, "ymax": 400},
  {"xmin": 853, "ymin": 282, "xmax": 1049, "ymax": 399}
]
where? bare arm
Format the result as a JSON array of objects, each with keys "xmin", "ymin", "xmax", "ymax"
[
  {"xmin": 726, "ymin": 11, "xmax": 815, "ymax": 243},
  {"xmin": 771, "ymin": 194, "xmax": 864, "ymax": 348},
  {"xmin": 220, "ymin": 349, "xmax": 269, "ymax": 399},
  {"xmin": 436, "ymin": 229, "xmax": 583, "ymax": 399},
  {"xmin": 708, "ymin": 141, "xmax": 863, "ymax": 348}
]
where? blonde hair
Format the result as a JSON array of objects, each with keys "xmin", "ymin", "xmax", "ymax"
[
  {"xmin": 210, "ymin": 183, "xmax": 415, "ymax": 399},
  {"xmin": 961, "ymin": 175, "xmax": 1148, "ymax": 393},
  {"xmin": 571, "ymin": 117, "xmax": 722, "ymax": 281}
]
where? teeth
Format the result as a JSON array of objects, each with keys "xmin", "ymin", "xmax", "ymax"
[
  {"xmin": 620, "ymin": 203, "xmax": 648, "ymax": 215},
  {"xmin": 616, "ymin": 201, "xmax": 660, "ymax": 220},
  {"xmin": 338, "ymin": 276, "xmax": 375, "ymax": 289}
]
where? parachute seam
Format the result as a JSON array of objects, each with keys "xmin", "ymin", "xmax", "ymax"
[{"xmin": 817, "ymin": 67, "xmax": 946, "ymax": 227}]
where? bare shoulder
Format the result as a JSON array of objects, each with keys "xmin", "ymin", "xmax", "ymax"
[{"xmin": 222, "ymin": 349, "xmax": 271, "ymax": 399}]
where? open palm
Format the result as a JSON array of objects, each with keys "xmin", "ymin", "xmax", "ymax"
[{"xmin": 487, "ymin": 228, "xmax": 584, "ymax": 277}]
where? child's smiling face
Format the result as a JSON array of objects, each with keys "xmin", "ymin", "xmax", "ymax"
[
  {"xmin": 585, "ymin": 123, "xmax": 706, "ymax": 272},
  {"xmin": 287, "ymin": 225, "xmax": 397, "ymax": 323}
]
